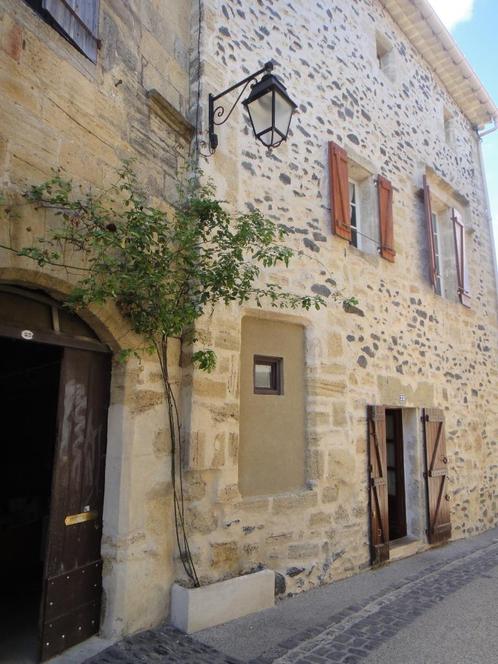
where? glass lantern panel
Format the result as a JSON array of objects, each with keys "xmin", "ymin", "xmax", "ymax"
[
  {"xmin": 247, "ymin": 90, "xmax": 273, "ymax": 136},
  {"xmin": 274, "ymin": 90, "xmax": 294, "ymax": 137},
  {"xmin": 258, "ymin": 129, "xmax": 274, "ymax": 146}
]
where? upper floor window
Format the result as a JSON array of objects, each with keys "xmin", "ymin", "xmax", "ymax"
[
  {"xmin": 24, "ymin": 0, "xmax": 100, "ymax": 62},
  {"xmin": 423, "ymin": 176, "xmax": 471, "ymax": 307},
  {"xmin": 328, "ymin": 142, "xmax": 395, "ymax": 262}
]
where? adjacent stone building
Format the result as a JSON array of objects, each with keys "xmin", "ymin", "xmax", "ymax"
[
  {"xmin": 0, "ymin": 0, "xmax": 194, "ymax": 660},
  {"xmin": 0, "ymin": 0, "xmax": 497, "ymax": 661}
]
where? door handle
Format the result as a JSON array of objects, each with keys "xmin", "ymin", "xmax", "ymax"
[{"xmin": 64, "ymin": 511, "xmax": 98, "ymax": 526}]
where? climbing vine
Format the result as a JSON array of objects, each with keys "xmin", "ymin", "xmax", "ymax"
[{"xmin": 0, "ymin": 163, "xmax": 354, "ymax": 585}]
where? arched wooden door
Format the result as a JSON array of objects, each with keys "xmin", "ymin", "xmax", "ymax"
[{"xmin": 0, "ymin": 286, "xmax": 111, "ymax": 661}]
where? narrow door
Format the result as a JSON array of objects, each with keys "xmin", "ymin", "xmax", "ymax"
[
  {"xmin": 39, "ymin": 348, "xmax": 111, "ymax": 661},
  {"xmin": 367, "ymin": 405, "xmax": 389, "ymax": 565},
  {"xmin": 386, "ymin": 409, "xmax": 407, "ymax": 541},
  {"xmin": 423, "ymin": 408, "xmax": 451, "ymax": 545}
]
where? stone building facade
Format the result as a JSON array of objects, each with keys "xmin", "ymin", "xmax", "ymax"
[
  {"xmin": 0, "ymin": 0, "xmax": 497, "ymax": 661},
  {"xmin": 0, "ymin": 0, "xmax": 194, "ymax": 659},
  {"xmin": 184, "ymin": 0, "xmax": 498, "ymax": 595}
]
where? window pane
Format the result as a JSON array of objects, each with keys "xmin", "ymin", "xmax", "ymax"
[
  {"xmin": 432, "ymin": 213, "xmax": 443, "ymax": 296},
  {"xmin": 255, "ymin": 363, "xmax": 273, "ymax": 389},
  {"xmin": 349, "ymin": 182, "xmax": 358, "ymax": 247},
  {"xmin": 247, "ymin": 93, "xmax": 272, "ymax": 136}
]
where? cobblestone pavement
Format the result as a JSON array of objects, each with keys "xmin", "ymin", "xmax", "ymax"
[
  {"xmin": 264, "ymin": 540, "xmax": 498, "ymax": 664},
  {"xmin": 86, "ymin": 537, "xmax": 498, "ymax": 664},
  {"xmin": 85, "ymin": 625, "xmax": 241, "ymax": 664}
]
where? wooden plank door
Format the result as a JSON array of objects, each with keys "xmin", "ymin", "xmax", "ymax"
[
  {"xmin": 368, "ymin": 406, "xmax": 389, "ymax": 565},
  {"xmin": 423, "ymin": 408, "xmax": 451, "ymax": 545},
  {"xmin": 39, "ymin": 348, "xmax": 111, "ymax": 661}
]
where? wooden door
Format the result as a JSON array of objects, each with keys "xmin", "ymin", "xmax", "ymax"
[
  {"xmin": 423, "ymin": 408, "xmax": 451, "ymax": 546},
  {"xmin": 39, "ymin": 348, "xmax": 111, "ymax": 661},
  {"xmin": 367, "ymin": 406, "xmax": 389, "ymax": 565}
]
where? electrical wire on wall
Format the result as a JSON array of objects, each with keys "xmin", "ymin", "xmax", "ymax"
[{"xmin": 192, "ymin": 0, "xmax": 214, "ymax": 160}]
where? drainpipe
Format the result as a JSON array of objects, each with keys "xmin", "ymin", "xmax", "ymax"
[
  {"xmin": 478, "ymin": 118, "xmax": 497, "ymax": 138},
  {"xmin": 475, "ymin": 119, "xmax": 498, "ymax": 310}
]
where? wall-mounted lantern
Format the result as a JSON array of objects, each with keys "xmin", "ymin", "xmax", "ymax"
[{"xmin": 208, "ymin": 61, "xmax": 297, "ymax": 152}]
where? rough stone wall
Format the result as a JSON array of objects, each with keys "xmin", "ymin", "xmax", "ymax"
[
  {"xmin": 0, "ymin": 0, "xmax": 192, "ymax": 636},
  {"xmin": 181, "ymin": 0, "xmax": 498, "ymax": 596}
]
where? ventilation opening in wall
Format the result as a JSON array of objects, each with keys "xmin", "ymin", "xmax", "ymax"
[
  {"xmin": 375, "ymin": 32, "xmax": 395, "ymax": 81},
  {"xmin": 444, "ymin": 109, "xmax": 454, "ymax": 145}
]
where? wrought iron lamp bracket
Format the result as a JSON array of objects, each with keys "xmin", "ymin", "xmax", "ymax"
[{"xmin": 208, "ymin": 61, "xmax": 274, "ymax": 151}]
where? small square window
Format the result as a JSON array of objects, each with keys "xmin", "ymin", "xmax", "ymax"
[
  {"xmin": 253, "ymin": 356, "xmax": 283, "ymax": 395},
  {"xmin": 444, "ymin": 109, "xmax": 454, "ymax": 145},
  {"xmin": 375, "ymin": 32, "xmax": 395, "ymax": 82}
]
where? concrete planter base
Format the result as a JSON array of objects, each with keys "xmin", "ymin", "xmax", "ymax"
[{"xmin": 170, "ymin": 569, "xmax": 275, "ymax": 633}]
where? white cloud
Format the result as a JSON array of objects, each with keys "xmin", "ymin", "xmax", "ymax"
[{"xmin": 428, "ymin": 0, "xmax": 475, "ymax": 31}]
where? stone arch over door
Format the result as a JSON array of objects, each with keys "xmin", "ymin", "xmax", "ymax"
[
  {"xmin": 0, "ymin": 267, "xmax": 128, "ymax": 352},
  {"xmin": 0, "ymin": 270, "xmax": 178, "ymax": 647}
]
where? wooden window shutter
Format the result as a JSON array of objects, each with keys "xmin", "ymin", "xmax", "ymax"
[
  {"xmin": 328, "ymin": 141, "xmax": 351, "ymax": 241},
  {"xmin": 367, "ymin": 405, "xmax": 389, "ymax": 565},
  {"xmin": 42, "ymin": 0, "xmax": 100, "ymax": 63},
  {"xmin": 452, "ymin": 209, "xmax": 471, "ymax": 308},
  {"xmin": 423, "ymin": 176, "xmax": 437, "ymax": 290},
  {"xmin": 377, "ymin": 175, "xmax": 395, "ymax": 262},
  {"xmin": 423, "ymin": 408, "xmax": 451, "ymax": 545}
]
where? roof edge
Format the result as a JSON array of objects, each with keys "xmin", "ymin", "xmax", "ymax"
[{"xmin": 380, "ymin": 0, "xmax": 498, "ymax": 129}]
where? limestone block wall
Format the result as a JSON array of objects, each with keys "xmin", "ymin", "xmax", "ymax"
[
  {"xmin": 180, "ymin": 0, "xmax": 498, "ymax": 595},
  {"xmin": 0, "ymin": 0, "xmax": 193, "ymax": 636},
  {"xmin": 0, "ymin": 0, "xmax": 193, "ymax": 198}
]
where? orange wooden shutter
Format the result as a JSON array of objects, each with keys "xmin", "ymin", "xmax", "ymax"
[
  {"xmin": 328, "ymin": 142, "xmax": 351, "ymax": 241},
  {"xmin": 423, "ymin": 176, "xmax": 437, "ymax": 290},
  {"xmin": 377, "ymin": 175, "xmax": 395, "ymax": 262},
  {"xmin": 367, "ymin": 406, "xmax": 389, "ymax": 565},
  {"xmin": 423, "ymin": 408, "xmax": 451, "ymax": 545},
  {"xmin": 452, "ymin": 209, "xmax": 471, "ymax": 308}
]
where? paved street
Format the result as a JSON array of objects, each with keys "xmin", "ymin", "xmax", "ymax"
[{"xmin": 86, "ymin": 527, "xmax": 498, "ymax": 664}]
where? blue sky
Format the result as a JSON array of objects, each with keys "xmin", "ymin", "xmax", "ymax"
[{"xmin": 429, "ymin": 0, "xmax": 498, "ymax": 256}]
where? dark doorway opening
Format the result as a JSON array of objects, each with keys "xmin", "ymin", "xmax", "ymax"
[
  {"xmin": 386, "ymin": 408, "xmax": 407, "ymax": 541},
  {"xmin": 0, "ymin": 337, "xmax": 62, "ymax": 663}
]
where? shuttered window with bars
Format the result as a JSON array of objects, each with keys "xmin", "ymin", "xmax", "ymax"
[
  {"xmin": 25, "ymin": 0, "xmax": 100, "ymax": 62},
  {"xmin": 422, "ymin": 176, "xmax": 471, "ymax": 307},
  {"xmin": 328, "ymin": 142, "xmax": 395, "ymax": 261}
]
